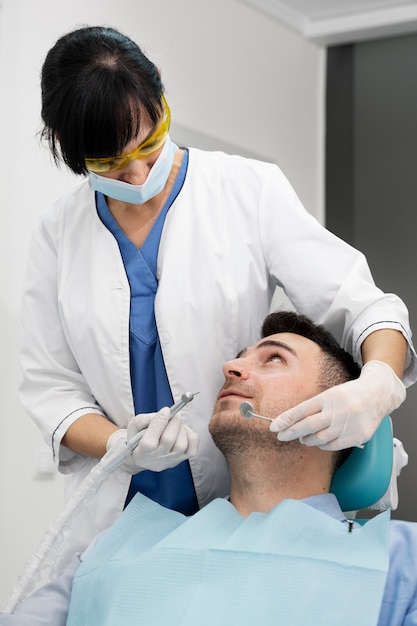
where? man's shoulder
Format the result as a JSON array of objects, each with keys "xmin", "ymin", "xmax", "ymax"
[
  {"xmin": 378, "ymin": 519, "xmax": 417, "ymax": 624},
  {"xmin": 389, "ymin": 518, "xmax": 417, "ymax": 552},
  {"xmin": 389, "ymin": 519, "xmax": 417, "ymax": 585}
]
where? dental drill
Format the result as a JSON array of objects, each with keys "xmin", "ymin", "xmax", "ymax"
[
  {"xmin": 2, "ymin": 392, "xmax": 198, "ymax": 614},
  {"xmin": 105, "ymin": 391, "xmax": 198, "ymax": 471}
]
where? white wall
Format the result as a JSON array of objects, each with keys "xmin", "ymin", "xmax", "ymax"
[{"xmin": 0, "ymin": 0, "xmax": 324, "ymax": 605}]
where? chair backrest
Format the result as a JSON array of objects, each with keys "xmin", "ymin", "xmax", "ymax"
[{"xmin": 330, "ymin": 416, "xmax": 393, "ymax": 512}]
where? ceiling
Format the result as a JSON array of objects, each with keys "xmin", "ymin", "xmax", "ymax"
[{"xmin": 238, "ymin": 0, "xmax": 417, "ymax": 45}]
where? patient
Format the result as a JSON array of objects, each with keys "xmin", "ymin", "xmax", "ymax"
[{"xmin": 2, "ymin": 311, "xmax": 417, "ymax": 625}]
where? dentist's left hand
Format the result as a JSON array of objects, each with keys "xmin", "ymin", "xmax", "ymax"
[
  {"xmin": 106, "ymin": 407, "xmax": 199, "ymax": 473},
  {"xmin": 269, "ymin": 360, "xmax": 405, "ymax": 450}
]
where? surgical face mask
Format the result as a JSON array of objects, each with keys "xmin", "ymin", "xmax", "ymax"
[{"xmin": 89, "ymin": 137, "xmax": 177, "ymax": 204}]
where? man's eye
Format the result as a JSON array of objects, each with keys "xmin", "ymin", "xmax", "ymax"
[{"xmin": 268, "ymin": 353, "xmax": 284, "ymax": 363}]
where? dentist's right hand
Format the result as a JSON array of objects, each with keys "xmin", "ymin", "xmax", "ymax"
[{"xmin": 106, "ymin": 407, "xmax": 200, "ymax": 473}]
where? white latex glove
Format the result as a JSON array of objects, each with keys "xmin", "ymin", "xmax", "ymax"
[
  {"xmin": 106, "ymin": 407, "xmax": 199, "ymax": 473},
  {"xmin": 270, "ymin": 360, "xmax": 406, "ymax": 450}
]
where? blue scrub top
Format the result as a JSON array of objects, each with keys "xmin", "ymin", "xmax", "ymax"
[{"xmin": 96, "ymin": 150, "xmax": 199, "ymax": 516}]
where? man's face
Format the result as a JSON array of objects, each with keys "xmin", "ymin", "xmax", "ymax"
[{"xmin": 210, "ymin": 332, "xmax": 323, "ymax": 445}]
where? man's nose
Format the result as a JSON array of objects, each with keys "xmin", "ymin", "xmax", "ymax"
[{"xmin": 222, "ymin": 359, "xmax": 249, "ymax": 380}]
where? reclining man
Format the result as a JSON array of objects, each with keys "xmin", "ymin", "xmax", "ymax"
[{"xmin": 2, "ymin": 311, "xmax": 417, "ymax": 625}]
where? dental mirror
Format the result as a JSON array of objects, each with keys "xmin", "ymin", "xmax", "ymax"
[{"xmin": 239, "ymin": 401, "xmax": 273, "ymax": 422}]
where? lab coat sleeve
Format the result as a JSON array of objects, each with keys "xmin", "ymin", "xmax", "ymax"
[
  {"xmin": 0, "ymin": 554, "xmax": 81, "ymax": 625},
  {"xmin": 257, "ymin": 164, "xmax": 417, "ymax": 386},
  {"xmin": 19, "ymin": 208, "xmax": 106, "ymax": 472}
]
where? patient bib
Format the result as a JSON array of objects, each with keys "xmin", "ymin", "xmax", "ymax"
[{"xmin": 67, "ymin": 496, "xmax": 390, "ymax": 626}]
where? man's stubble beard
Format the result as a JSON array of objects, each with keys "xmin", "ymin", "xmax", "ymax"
[{"xmin": 209, "ymin": 408, "xmax": 301, "ymax": 459}]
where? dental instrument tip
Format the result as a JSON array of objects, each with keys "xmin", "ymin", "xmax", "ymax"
[
  {"xmin": 169, "ymin": 391, "xmax": 199, "ymax": 418},
  {"xmin": 182, "ymin": 391, "xmax": 200, "ymax": 402},
  {"xmin": 239, "ymin": 401, "xmax": 274, "ymax": 422},
  {"xmin": 240, "ymin": 401, "xmax": 255, "ymax": 419}
]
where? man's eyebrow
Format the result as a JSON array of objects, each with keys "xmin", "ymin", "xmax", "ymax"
[
  {"xmin": 256, "ymin": 339, "xmax": 297, "ymax": 356},
  {"xmin": 236, "ymin": 339, "xmax": 297, "ymax": 359}
]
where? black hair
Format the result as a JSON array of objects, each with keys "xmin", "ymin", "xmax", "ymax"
[
  {"xmin": 261, "ymin": 311, "xmax": 360, "ymax": 471},
  {"xmin": 40, "ymin": 26, "xmax": 164, "ymax": 175}
]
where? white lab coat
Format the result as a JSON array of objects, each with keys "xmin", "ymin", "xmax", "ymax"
[{"xmin": 20, "ymin": 148, "xmax": 416, "ymax": 568}]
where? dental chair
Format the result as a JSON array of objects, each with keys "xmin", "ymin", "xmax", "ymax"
[{"xmin": 330, "ymin": 416, "xmax": 407, "ymax": 513}]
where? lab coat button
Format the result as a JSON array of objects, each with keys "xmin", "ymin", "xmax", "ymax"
[
  {"xmin": 195, "ymin": 464, "xmax": 206, "ymax": 477},
  {"xmin": 159, "ymin": 331, "xmax": 170, "ymax": 344}
]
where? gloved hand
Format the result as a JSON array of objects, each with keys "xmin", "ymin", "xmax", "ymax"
[
  {"xmin": 106, "ymin": 407, "xmax": 199, "ymax": 473},
  {"xmin": 270, "ymin": 360, "xmax": 406, "ymax": 450}
]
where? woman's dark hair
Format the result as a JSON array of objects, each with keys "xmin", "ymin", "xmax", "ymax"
[{"xmin": 41, "ymin": 26, "xmax": 164, "ymax": 175}]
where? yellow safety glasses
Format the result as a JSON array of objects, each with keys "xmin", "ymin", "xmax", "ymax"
[{"xmin": 85, "ymin": 95, "xmax": 171, "ymax": 173}]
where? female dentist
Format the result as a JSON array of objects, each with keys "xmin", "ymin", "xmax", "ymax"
[{"xmin": 20, "ymin": 25, "xmax": 416, "ymax": 568}]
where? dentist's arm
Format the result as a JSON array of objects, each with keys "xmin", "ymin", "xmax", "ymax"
[
  {"xmin": 63, "ymin": 408, "xmax": 199, "ymax": 473},
  {"xmin": 62, "ymin": 413, "xmax": 118, "ymax": 459},
  {"xmin": 361, "ymin": 328, "xmax": 407, "ymax": 378}
]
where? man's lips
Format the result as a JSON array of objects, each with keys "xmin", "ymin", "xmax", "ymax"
[{"xmin": 217, "ymin": 388, "xmax": 251, "ymax": 401}]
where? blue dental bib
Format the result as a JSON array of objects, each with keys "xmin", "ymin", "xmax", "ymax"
[{"xmin": 67, "ymin": 495, "xmax": 390, "ymax": 626}]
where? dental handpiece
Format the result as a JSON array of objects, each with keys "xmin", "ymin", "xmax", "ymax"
[
  {"xmin": 104, "ymin": 391, "xmax": 198, "ymax": 473},
  {"xmin": 239, "ymin": 401, "xmax": 274, "ymax": 422},
  {"xmin": 126, "ymin": 391, "xmax": 198, "ymax": 452}
]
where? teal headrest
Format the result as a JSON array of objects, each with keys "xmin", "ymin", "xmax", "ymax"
[{"xmin": 330, "ymin": 416, "xmax": 393, "ymax": 512}]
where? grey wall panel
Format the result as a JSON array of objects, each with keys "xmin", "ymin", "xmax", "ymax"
[{"xmin": 327, "ymin": 35, "xmax": 417, "ymax": 521}]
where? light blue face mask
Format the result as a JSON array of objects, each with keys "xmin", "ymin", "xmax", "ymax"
[{"xmin": 89, "ymin": 137, "xmax": 178, "ymax": 204}]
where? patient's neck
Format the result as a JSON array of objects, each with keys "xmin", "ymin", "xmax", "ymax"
[{"xmin": 227, "ymin": 443, "xmax": 333, "ymax": 517}]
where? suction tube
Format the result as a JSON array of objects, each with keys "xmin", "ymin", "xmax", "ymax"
[{"xmin": 2, "ymin": 392, "xmax": 197, "ymax": 614}]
